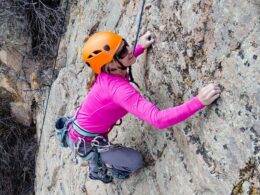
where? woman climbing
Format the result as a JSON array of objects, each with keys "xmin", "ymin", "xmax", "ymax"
[{"xmin": 66, "ymin": 31, "xmax": 221, "ymax": 183}]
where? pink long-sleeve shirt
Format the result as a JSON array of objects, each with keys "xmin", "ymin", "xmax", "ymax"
[{"xmin": 69, "ymin": 44, "xmax": 205, "ymax": 142}]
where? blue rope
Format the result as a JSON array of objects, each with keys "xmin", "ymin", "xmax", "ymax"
[
  {"xmin": 129, "ymin": 0, "xmax": 146, "ymax": 88},
  {"xmin": 133, "ymin": 0, "xmax": 146, "ymax": 50}
]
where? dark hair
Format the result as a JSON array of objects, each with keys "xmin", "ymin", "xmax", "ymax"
[{"xmin": 86, "ymin": 71, "xmax": 97, "ymax": 91}]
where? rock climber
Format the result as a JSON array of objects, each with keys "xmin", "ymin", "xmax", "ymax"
[{"xmin": 66, "ymin": 31, "xmax": 221, "ymax": 183}]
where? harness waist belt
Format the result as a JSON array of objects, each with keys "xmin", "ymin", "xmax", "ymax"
[{"xmin": 72, "ymin": 120, "xmax": 100, "ymax": 137}]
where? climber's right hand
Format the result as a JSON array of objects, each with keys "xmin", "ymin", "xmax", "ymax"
[{"xmin": 197, "ymin": 84, "xmax": 222, "ymax": 106}]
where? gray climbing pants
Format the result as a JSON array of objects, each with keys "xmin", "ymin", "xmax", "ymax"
[{"xmin": 66, "ymin": 136, "xmax": 143, "ymax": 175}]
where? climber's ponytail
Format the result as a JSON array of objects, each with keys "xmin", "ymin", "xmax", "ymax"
[{"xmin": 86, "ymin": 71, "xmax": 98, "ymax": 91}]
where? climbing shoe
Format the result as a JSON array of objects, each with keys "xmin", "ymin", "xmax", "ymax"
[{"xmin": 89, "ymin": 172, "xmax": 113, "ymax": 184}]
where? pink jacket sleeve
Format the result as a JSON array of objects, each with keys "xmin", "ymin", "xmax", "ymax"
[
  {"xmin": 110, "ymin": 80, "xmax": 205, "ymax": 130},
  {"xmin": 133, "ymin": 44, "xmax": 145, "ymax": 57}
]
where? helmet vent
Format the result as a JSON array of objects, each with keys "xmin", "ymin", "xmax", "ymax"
[
  {"xmin": 86, "ymin": 62, "xmax": 90, "ymax": 67},
  {"xmin": 88, "ymin": 55, "xmax": 93, "ymax": 59},
  {"xmin": 103, "ymin": 45, "xmax": 110, "ymax": 51},
  {"xmin": 93, "ymin": 50, "xmax": 102, "ymax": 55}
]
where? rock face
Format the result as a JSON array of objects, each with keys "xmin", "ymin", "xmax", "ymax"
[
  {"xmin": 0, "ymin": 2, "xmax": 35, "ymax": 126},
  {"xmin": 0, "ymin": 53, "xmax": 33, "ymax": 126},
  {"xmin": 35, "ymin": 0, "xmax": 260, "ymax": 194}
]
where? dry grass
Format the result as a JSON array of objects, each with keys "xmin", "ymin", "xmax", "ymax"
[
  {"xmin": 0, "ymin": 97, "xmax": 37, "ymax": 195},
  {"xmin": 0, "ymin": 0, "xmax": 65, "ymax": 59}
]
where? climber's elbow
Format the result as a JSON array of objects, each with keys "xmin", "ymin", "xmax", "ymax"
[
  {"xmin": 150, "ymin": 116, "xmax": 180, "ymax": 131},
  {"xmin": 149, "ymin": 112, "xmax": 171, "ymax": 130},
  {"xmin": 151, "ymin": 121, "xmax": 168, "ymax": 131}
]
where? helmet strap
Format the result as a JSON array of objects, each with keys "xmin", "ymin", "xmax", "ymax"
[
  {"xmin": 113, "ymin": 57, "xmax": 140, "ymax": 88},
  {"xmin": 114, "ymin": 56, "xmax": 127, "ymax": 70}
]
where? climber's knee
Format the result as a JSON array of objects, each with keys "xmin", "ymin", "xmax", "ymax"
[{"xmin": 101, "ymin": 147, "xmax": 143, "ymax": 173}]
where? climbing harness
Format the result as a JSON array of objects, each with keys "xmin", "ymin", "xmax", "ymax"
[
  {"xmin": 54, "ymin": 107, "xmax": 122, "ymax": 163},
  {"xmin": 71, "ymin": 123, "xmax": 123, "ymax": 161},
  {"xmin": 54, "ymin": 107, "xmax": 128, "ymax": 183}
]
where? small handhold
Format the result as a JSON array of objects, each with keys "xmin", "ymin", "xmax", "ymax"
[
  {"xmin": 244, "ymin": 61, "xmax": 250, "ymax": 67},
  {"xmin": 245, "ymin": 104, "xmax": 252, "ymax": 112},
  {"xmin": 240, "ymin": 127, "xmax": 246, "ymax": 132},
  {"xmin": 81, "ymin": 185, "xmax": 87, "ymax": 193},
  {"xmin": 187, "ymin": 48, "xmax": 193, "ymax": 58},
  {"xmin": 223, "ymin": 144, "xmax": 228, "ymax": 150},
  {"xmin": 159, "ymin": 25, "xmax": 165, "ymax": 31},
  {"xmin": 238, "ymin": 50, "xmax": 244, "ymax": 59}
]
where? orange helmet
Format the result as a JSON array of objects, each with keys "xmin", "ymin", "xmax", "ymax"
[{"xmin": 82, "ymin": 32, "xmax": 123, "ymax": 74}]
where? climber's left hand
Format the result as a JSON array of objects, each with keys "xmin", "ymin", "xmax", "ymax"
[{"xmin": 139, "ymin": 31, "xmax": 155, "ymax": 49}]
